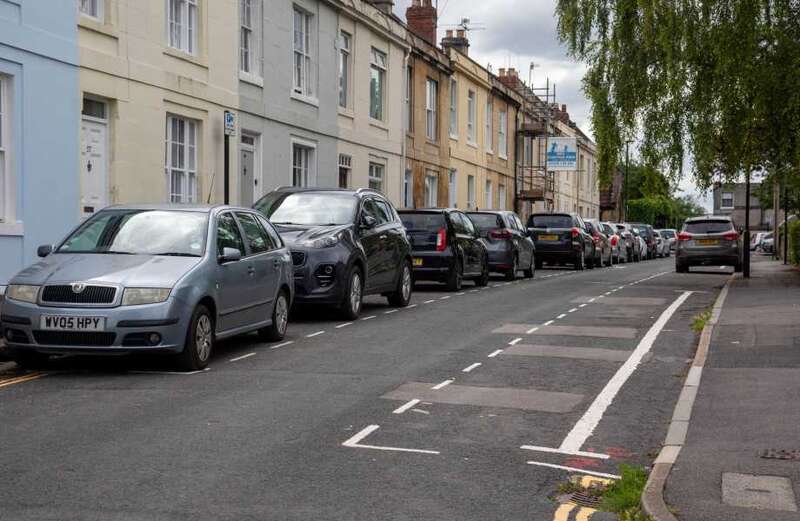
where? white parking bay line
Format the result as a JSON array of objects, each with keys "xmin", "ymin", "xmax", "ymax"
[
  {"xmin": 439, "ymin": 296, "xmax": 451, "ymax": 300},
  {"xmin": 335, "ymin": 322, "xmax": 353, "ymax": 329},
  {"xmin": 526, "ymin": 326, "xmax": 539, "ymax": 334},
  {"xmin": 423, "ymin": 299, "xmax": 436, "ymax": 304},
  {"xmin": 406, "ymin": 304, "xmax": 418, "ymax": 309},
  {"xmin": 509, "ymin": 337, "xmax": 522, "ymax": 346},
  {"xmin": 229, "ymin": 352, "xmax": 256, "ymax": 362},
  {"xmin": 462, "ymin": 362, "xmax": 482, "ymax": 373},
  {"xmin": 557, "ymin": 313, "xmax": 567, "ymax": 319},
  {"xmin": 384, "ymin": 309, "xmax": 398, "ymax": 314},
  {"xmin": 526, "ymin": 461, "xmax": 620, "ymax": 480},
  {"xmin": 270, "ymin": 340, "xmax": 294, "ymax": 350},
  {"xmin": 431, "ymin": 379, "xmax": 454, "ymax": 390},
  {"xmin": 342, "ymin": 425, "xmax": 440, "ymax": 455},
  {"xmin": 306, "ymin": 330, "xmax": 325, "ymax": 338},
  {"xmin": 579, "ymin": 304, "xmax": 587, "ymax": 308},
  {"xmin": 568, "ymin": 308, "xmax": 578, "ymax": 313},
  {"xmin": 393, "ymin": 399, "xmax": 420, "ymax": 414},
  {"xmin": 488, "ymin": 349, "xmax": 503, "ymax": 358},
  {"xmin": 543, "ymin": 320, "xmax": 554, "ymax": 326},
  {"xmin": 361, "ymin": 315, "xmax": 376, "ymax": 321}
]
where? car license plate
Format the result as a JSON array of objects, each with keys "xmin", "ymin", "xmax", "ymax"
[
  {"xmin": 697, "ymin": 239, "xmax": 719, "ymax": 246},
  {"xmin": 40, "ymin": 315, "xmax": 106, "ymax": 332},
  {"xmin": 539, "ymin": 234, "xmax": 559, "ymax": 241},
  {"xmin": 413, "ymin": 258, "xmax": 423, "ymax": 267}
]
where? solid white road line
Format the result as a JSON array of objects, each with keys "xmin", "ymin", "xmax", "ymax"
[
  {"xmin": 509, "ymin": 337, "xmax": 522, "ymax": 346},
  {"xmin": 439, "ymin": 296, "xmax": 451, "ymax": 300},
  {"xmin": 520, "ymin": 444, "xmax": 610, "ymax": 460},
  {"xmin": 342, "ymin": 425, "xmax": 440, "ymax": 455},
  {"xmin": 526, "ymin": 461, "xmax": 620, "ymax": 480},
  {"xmin": 229, "ymin": 352, "xmax": 256, "ymax": 362},
  {"xmin": 526, "ymin": 326, "xmax": 539, "ymax": 334},
  {"xmin": 558, "ymin": 291, "xmax": 694, "ymax": 454},
  {"xmin": 335, "ymin": 322, "xmax": 353, "ymax": 329},
  {"xmin": 270, "ymin": 340, "xmax": 294, "ymax": 350},
  {"xmin": 431, "ymin": 379, "xmax": 454, "ymax": 390},
  {"xmin": 462, "ymin": 362, "xmax": 482, "ymax": 373},
  {"xmin": 543, "ymin": 320, "xmax": 554, "ymax": 326},
  {"xmin": 588, "ymin": 297, "xmax": 596, "ymax": 303},
  {"xmin": 306, "ymin": 330, "xmax": 325, "ymax": 338},
  {"xmin": 393, "ymin": 399, "xmax": 421, "ymax": 414},
  {"xmin": 407, "ymin": 304, "xmax": 418, "ymax": 309},
  {"xmin": 488, "ymin": 349, "xmax": 503, "ymax": 358},
  {"xmin": 361, "ymin": 315, "xmax": 376, "ymax": 321},
  {"xmin": 456, "ymin": 292, "xmax": 466, "ymax": 296},
  {"xmin": 579, "ymin": 303, "xmax": 587, "ymax": 308},
  {"xmin": 557, "ymin": 313, "xmax": 567, "ymax": 319}
]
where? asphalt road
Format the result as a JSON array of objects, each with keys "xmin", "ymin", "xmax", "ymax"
[{"xmin": 0, "ymin": 258, "xmax": 731, "ymax": 521}]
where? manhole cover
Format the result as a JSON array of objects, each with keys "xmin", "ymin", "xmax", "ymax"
[
  {"xmin": 570, "ymin": 491, "xmax": 602, "ymax": 508},
  {"xmin": 760, "ymin": 449, "xmax": 800, "ymax": 461}
]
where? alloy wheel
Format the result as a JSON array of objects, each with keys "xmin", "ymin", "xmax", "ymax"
[
  {"xmin": 275, "ymin": 294, "xmax": 289, "ymax": 336},
  {"xmin": 195, "ymin": 314, "xmax": 213, "ymax": 362},
  {"xmin": 401, "ymin": 265, "xmax": 412, "ymax": 302},
  {"xmin": 350, "ymin": 272, "xmax": 362, "ymax": 315}
]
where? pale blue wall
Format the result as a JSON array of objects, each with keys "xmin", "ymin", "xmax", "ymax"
[{"xmin": 0, "ymin": 0, "xmax": 80, "ymax": 287}]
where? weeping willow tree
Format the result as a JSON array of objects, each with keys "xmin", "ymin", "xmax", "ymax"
[{"xmin": 555, "ymin": 0, "xmax": 800, "ymax": 192}]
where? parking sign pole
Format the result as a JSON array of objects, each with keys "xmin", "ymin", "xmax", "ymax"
[{"xmin": 224, "ymin": 133, "xmax": 230, "ymax": 205}]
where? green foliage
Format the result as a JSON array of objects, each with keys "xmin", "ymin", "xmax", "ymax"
[
  {"xmin": 600, "ymin": 464, "xmax": 649, "ymax": 513},
  {"xmin": 555, "ymin": 0, "xmax": 800, "ymax": 191},
  {"xmin": 783, "ymin": 220, "xmax": 800, "ymax": 265},
  {"xmin": 692, "ymin": 309, "xmax": 712, "ymax": 333},
  {"xmin": 627, "ymin": 195, "xmax": 705, "ymax": 228}
]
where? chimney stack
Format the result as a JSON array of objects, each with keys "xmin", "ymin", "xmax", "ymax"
[
  {"xmin": 498, "ymin": 67, "xmax": 523, "ymax": 91},
  {"xmin": 369, "ymin": 0, "xmax": 394, "ymax": 15},
  {"xmin": 406, "ymin": 0, "xmax": 437, "ymax": 45},
  {"xmin": 441, "ymin": 28, "xmax": 470, "ymax": 56}
]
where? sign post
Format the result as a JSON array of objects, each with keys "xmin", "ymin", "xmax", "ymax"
[{"xmin": 223, "ymin": 111, "xmax": 236, "ymax": 204}]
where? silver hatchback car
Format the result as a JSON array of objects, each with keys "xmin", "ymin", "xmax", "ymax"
[
  {"xmin": 675, "ymin": 216, "xmax": 742, "ymax": 273},
  {"xmin": 1, "ymin": 205, "xmax": 293, "ymax": 371}
]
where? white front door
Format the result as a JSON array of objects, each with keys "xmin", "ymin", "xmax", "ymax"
[{"xmin": 80, "ymin": 118, "xmax": 108, "ymax": 216}]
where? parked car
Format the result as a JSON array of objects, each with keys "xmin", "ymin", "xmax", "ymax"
[
  {"xmin": 527, "ymin": 213, "xmax": 594, "ymax": 270},
  {"xmin": 398, "ymin": 209, "xmax": 490, "ymax": 290},
  {"xmin": 1, "ymin": 205, "xmax": 294, "ymax": 371},
  {"xmin": 761, "ymin": 232, "xmax": 775, "ymax": 253},
  {"xmin": 467, "ymin": 210, "xmax": 535, "ymax": 280},
  {"xmin": 654, "ymin": 229, "xmax": 671, "ymax": 257},
  {"xmin": 254, "ymin": 188, "xmax": 413, "ymax": 319},
  {"xmin": 585, "ymin": 218, "xmax": 612, "ymax": 267},
  {"xmin": 630, "ymin": 223, "xmax": 658, "ymax": 259},
  {"xmin": 750, "ymin": 231, "xmax": 768, "ymax": 251},
  {"xmin": 675, "ymin": 216, "xmax": 743, "ymax": 273},
  {"xmin": 627, "ymin": 224, "xmax": 647, "ymax": 262},
  {"xmin": 615, "ymin": 223, "xmax": 637, "ymax": 262},
  {"xmin": 661, "ymin": 229, "xmax": 677, "ymax": 252},
  {"xmin": 601, "ymin": 222, "xmax": 625, "ymax": 263}
]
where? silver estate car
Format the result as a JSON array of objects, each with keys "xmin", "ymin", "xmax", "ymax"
[
  {"xmin": 0, "ymin": 205, "xmax": 293, "ymax": 371},
  {"xmin": 675, "ymin": 216, "xmax": 742, "ymax": 273}
]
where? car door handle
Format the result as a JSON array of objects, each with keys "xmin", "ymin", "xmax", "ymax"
[
  {"xmin": 379, "ymin": 235, "xmax": 388, "ymax": 240},
  {"xmin": 247, "ymin": 266, "xmax": 256, "ymax": 275},
  {"xmin": 272, "ymin": 259, "xmax": 281, "ymax": 269}
]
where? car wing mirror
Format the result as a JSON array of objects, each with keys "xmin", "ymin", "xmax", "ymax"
[
  {"xmin": 37, "ymin": 245, "xmax": 53, "ymax": 257},
  {"xmin": 219, "ymin": 247, "xmax": 242, "ymax": 264},
  {"xmin": 361, "ymin": 215, "xmax": 377, "ymax": 229}
]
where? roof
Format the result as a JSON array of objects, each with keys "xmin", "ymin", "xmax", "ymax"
[
  {"xmin": 685, "ymin": 215, "xmax": 733, "ymax": 222},
  {"xmin": 103, "ymin": 204, "xmax": 236, "ymax": 213}
]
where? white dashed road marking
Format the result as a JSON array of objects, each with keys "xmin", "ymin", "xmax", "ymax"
[
  {"xmin": 509, "ymin": 337, "xmax": 522, "ymax": 346},
  {"xmin": 462, "ymin": 363, "xmax": 482, "ymax": 373},
  {"xmin": 361, "ymin": 315, "xmax": 376, "ymax": 321},
  {"xmin": 431, "ymin": 379, "xmax": 454, "ymax": 390},
  {"xmin": 335, "ymin": 322, "xmax": 353, "ymax": 329},
  {"xmin": 488, "ymin": 349, "xmax": 503, "ymax": 358},
  {"xmin": 543, "ymin": 320, "xmax": 554, "ymax": 326},
  {"xmin": 306, "ymin": 330, "xmax": 325, "ymax": 338},
  {"xmin": 270, "ymin": 340, "xmax": 294, "ymax": 350},
  {"xmin": 229, "ymin": 352, "xmax": 256, "ymax": 362},
  {"xmin": 393, "ymin": 399, "xmax": 420, "ymax": 414}
]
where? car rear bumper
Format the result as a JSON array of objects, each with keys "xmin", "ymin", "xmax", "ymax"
[
  {"xmin": 676, "ymin": 247, "xmax": 740, "ymax": 266},
  {"xmin": 487, "ymin": 248, "xmax": 514, "ymax": 269},
  {"xmin": 410, "ymin": 250, "xmax": 455, "ymax": 281}
]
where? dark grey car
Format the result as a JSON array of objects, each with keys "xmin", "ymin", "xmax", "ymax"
[
  {"xmin": 467, "ymin": 211, "xmax": 535, "ymax": 280},
  {"xmin": 676, "ymin": 216, "xmax": 743, "ymax": 272}
]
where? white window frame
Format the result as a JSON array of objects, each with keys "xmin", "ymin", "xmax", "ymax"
[
  {"xmin": 448, "ymin": 169, "xmax": 457, "ymax": 207},
  {"xmin": 369, "ymin": 48, "xmax": 387, "ymax": 121},
  {"xmin": 403, "ymin": 169, "xmax": 413, "ymax": 208},
  {"xmin": 498, "ymin": 184, "xmax": 506, "ymax": 210},
  {"xmin": 424, "ymin": 170, "xmax": 438, "ymax": 207},
  {"xmin": 79, "ymin": 0, "xmax": 102, "ymax": 20},
  {"xmin": 467, "ymin": 90, "xmax": 476, "ymax": 145},
  {"xmin": 0, "ymin": 75, "xmax": 11, "ymax": 223},
  {"xmin": 338, "ymin": 30, "xmax": 351, "ymax": 108},
  {"xmin": 338, "ymin": 153, "xmax": 351, "ymax": 188},
  {"xmin": 368, "ymin": 161, "xmax": 385, "ymax": 192},
  {"xmin": 165, "ymin": 115, "xmax": 198, "ymax": 204},
  {"xmin": 498, "ymin": 109, "xmax": 507, "ymax": 159},
  {"xmin": 721, "ymin": 191, "xmax": 734, "ymax": 209},
  {"xmin": 426, "ymin": 78, "xmax": 438, "ymax": 141},
  {"xmin": 467, "ymin": 174, "xmax": 475, "ymax": 210},
  {"xmin": 291, "ymin": 138, "xmax": 316, "ymax": 187},
  {"xmin": 449, "ymin": 78, "xmax": 458, "ymax": 138},
  {"xmin": 485, "ymin": 180, "xmax": 493, "ymax": 209},
  {"xmin": 240, "ymin": 0, "xmax": 262, "ymax": 77},
  {"xmin": 485, "ymin": 98, "xmax": 493, "ymax": 153},
  {"xmin": 292, "ymin": 6, "xmax": 314, "ymax": 98},
  {"xmin": 167, "ymin": 0, "xmax": 199, "ymax": 55}
]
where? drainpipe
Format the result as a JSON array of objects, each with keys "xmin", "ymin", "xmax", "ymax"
[
  {"xmin": 513, "ymin": 108, "xmax": 520, "ymax": 215},
  {"xmin": 401, "ymin": 49, "xmax": 410, "ymax": 207}
]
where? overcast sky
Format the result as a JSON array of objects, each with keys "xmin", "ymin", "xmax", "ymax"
[{"xmin": 393, "ymin": 0, "xmax": 712, "ymax": 210}]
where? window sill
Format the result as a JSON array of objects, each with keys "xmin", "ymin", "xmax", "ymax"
[
  {"xmin": 499, "ymin": 153, "xmax": 508, "ymax": 160},
  {"xmin": 163, "ymin": 48, "xmax": 208, "ymax": 69},
  {"xmin": 338, "ymin": 107, "xmax": 355, "ymax": 119},
  {"xmin": 239, "ymin": 72, "xmax": 264, "ymax": 87},
  {"xmin": 449, "ymin": 133, "xmax": 459, "ymax": 140},
  {"xmin": 486, "ymin": 149, "xmax": 494, "ymax": 155},
  {"xmin": 466, "ymin": 141, "xmax": 478, "ymax": 149},
  {"xmin": 425, "ymin": 139, "xmax": 440, "ymax": 146},
  {"xmin": 369, "ymin": 118, "xmax": 389, "ymax": 131},
  {"xmin": 0, "ymin": 222, "xmax": 24, "ymax": 236},
  {"xmin": 78, "ymin": 16, "xmax": 118, "ymax": 39},
  {"xmin": 290, "ymin": 91, "xmax": 319, "ymax": 107}
]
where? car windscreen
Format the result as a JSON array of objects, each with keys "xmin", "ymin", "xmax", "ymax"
[
  {"xmin": 57, "ymin": 210, "xmax": 208, "ymax": 256},
  {"xmin": 684, "ymin": 220, "xmax": 733, "ymax": 234},
  {"xmin": 661, "ymin": 230, "xmax": 676, "ymax": 238},
  {"xmin": 467, "ymin": 213, "xmax": 504, "ymax": 233},
  {"xmin": 400, "ymin": 213, "xmax": 446, "ymax": 232},
  {"xmin": 529, "ymin": 215, "xmax": 572, "ymax": 228},
  {"xmin": 266, "ymin": 193, "xmax": 358, "ymax": 226}
]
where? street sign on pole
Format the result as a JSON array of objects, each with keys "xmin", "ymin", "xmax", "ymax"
[{"xmin": 224, "ymin": 110, "xmax": 237, "ymax": 136}]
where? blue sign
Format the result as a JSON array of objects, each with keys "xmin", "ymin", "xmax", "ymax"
[
  {"xmin": 224, "ymin": 110, "xmax": 236, "ymax": 136},
  {"xmin": 546, "ymin": 137, "xmax": 577, "ymax": 170}
]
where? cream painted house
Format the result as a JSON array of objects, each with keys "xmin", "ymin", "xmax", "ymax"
[{"xmin": 77, "ymin": 0, "xmax": 239, "ymax": 213}]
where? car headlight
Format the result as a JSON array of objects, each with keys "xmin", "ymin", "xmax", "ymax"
[
  {"xmin": 6, "ymin": 285, "xmax": 40, "ymax": 304},
  {"xmin": 121, "ymin": 288, "xmax": 172, "ymax": 306},
  {"xmin": 302, "ymin": 235, "xmax": 340, "ymax": 248}
]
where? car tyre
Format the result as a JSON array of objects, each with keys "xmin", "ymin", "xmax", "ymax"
[
  {"xmin": 176, "ymin": 304, "xmax": 214, "ymax": 372},
  {"xmin": 258, "ymin": 290, "xmax": 289, "ymax": 342},
  {"xmin": 446, "ymin": 258, "xmax": 464, "ymax": 291},
  {"xmin": 535, "ymin": 258, "xmax": 544, "ymax": 270},
  {"xmin": 10, "ymin": 350, "xmax": 50, "ymax": 370},
  {"xmin": 340, "ymin": 266, "xmax": 363, "ymax": 320},
  {"xmin": 388, "ymin": 261, "xmax": 413, "ymax": 307},
  {"xmin": 505, "ymin": 255, "xmax": 518, "ymax": 281},
  {"xmin": 523, "ymin": 256, "xmax": 535, "ymax": 279},
  {"xmin": 475, "ymin": 257, "xmax": 490, "ymax": 286},
  {"xmin": 676, "ymin": 260, "xmax": 688, "ymax": 273},
  {"xmin": 574, "ymin": 250, "xmax": 585, "ymax": 271}
]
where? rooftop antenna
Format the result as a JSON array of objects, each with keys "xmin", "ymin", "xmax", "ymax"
[
  {"xmin": 440, "ymin": 17, "xmax": 486, "ymax": 33},
  {"xmin": 529, "ymin": 62, "xmax": 540, "ymax": 87}
]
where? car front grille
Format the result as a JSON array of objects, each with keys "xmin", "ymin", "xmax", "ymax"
[
  {"xmin": 41, "ymin": 285, "xmax": 117, "ymax": 305},
  {"xmin": 291, "ymin": 251, "xmax": 307, "ymax": 266},
  {"xmin": 33, "ymin": 331, "xmax": 116, "ymax": 347}
]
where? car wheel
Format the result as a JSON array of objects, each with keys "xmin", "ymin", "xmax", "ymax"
[
  {"xmin": 258, "ymin": 290, "xmax": 289, "ymax": 342},
  {"xmin": 176, "ymin": 304, "xmax": 214, "ymax": 372},
  {"xmin": 340, "ymin": 267, "xmax": 363, "ymax": 320},
  {"xmin": 388, "ymin": 261, "xmax": 413, "ymax": 307},
  {"xmin": 505, "ymin": 254, "xmax": 518, "ymax": 281},
  {"xmin": 446, "ymin": 258, "xmax": 464, "ymax": 291},
  {"xmin": 523, "ymin": 255, "xmax": 535, "ymax": 279},
  {"xmin": 676, "ymin": 260, "xmax": 688, "ymax": 273},
  {"xmin": 574, "ymin": 250, "xmax": 585, "ymax": 271},
  {"xmin": 475, "ymin": 256, "xmax": 490, "ymax": 286},
  {"xmin": 10, "ymin": 350, "xmax": 50, "ymax": 370},
  {"xmin": 535, "ymin": 258, "xmax": 544, "ymax": 270}
]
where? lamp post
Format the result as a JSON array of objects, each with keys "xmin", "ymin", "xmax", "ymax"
[{"xmin": 744, "ymin": 170, "xmax": 751, "ymax": 278}]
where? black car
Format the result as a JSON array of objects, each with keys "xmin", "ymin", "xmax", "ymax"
[
  {"xmin": 467, "ymin": 210, "xmax": 535, "ymax": 280},
  {"xmin": 527, "ymin": 213, "xmax": 594, "ymax": 270},
  {"xmin": 254, "ymin": 188, "xmax": 413, "ymax": 319},
  {"xmin": 399, "ymin": 209, "xmax": 489, "ymax": 291}
]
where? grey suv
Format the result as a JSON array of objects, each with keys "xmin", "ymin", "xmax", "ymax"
[{"xmin": 675, "ymin": 216, "xmax": 742, "ymax": 272}]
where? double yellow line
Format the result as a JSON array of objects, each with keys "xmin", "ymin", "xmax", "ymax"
[
  {"xmin": 0, "ymin": 372, "xmax": 46, "ymax": 389},
  {"xmin": 553, "ymin": 475, "xmax": 615, "ymax": 521}
]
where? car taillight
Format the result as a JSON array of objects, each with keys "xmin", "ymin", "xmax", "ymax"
[
  {"xmin": 490, "ymin": 228, "xmax": 513, "ymax": 240},
  {"xmin": 571, "ymin": 227, "xmax": 581, "ymax": 238},
  {"xmin": 723, "ymin": 231, "xmax": 739, "ymax": 241},
  {"xmin": 611, "ymin": 236, "xmax": 618, "ymax": 246},
  {"xmin": 677, "ymin": 232, "xmax": 692, "ymax": 241},
  {"xmin": 436, "ymin": 228, "xmax": 447, "ymax": 252}
]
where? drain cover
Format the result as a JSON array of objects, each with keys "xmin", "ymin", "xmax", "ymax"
[
  {"xmin": 760, "ymin": 449, "xmax": 800, "ymax": 461},
  {"xmin": 570, "ymin": 491, "xmax": 602, "ymax": 508}
]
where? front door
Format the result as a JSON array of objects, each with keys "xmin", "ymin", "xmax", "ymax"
[
  {"xmin": 240, "ymin": 138, "xmax": 255, "ymax": 207},
  {"xmin": 80, "ymin": 118, "xmax": 108, "ymax": 217}
]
